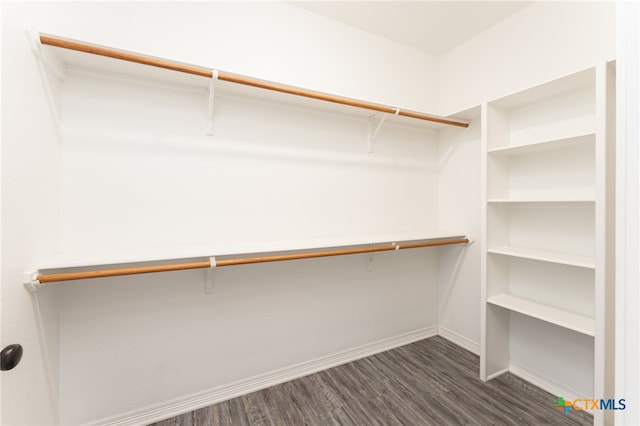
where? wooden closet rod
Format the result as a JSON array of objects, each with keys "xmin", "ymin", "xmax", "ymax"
[
  {"xmin": 38, "ymin": 34, "xmax": 468, "ymax": 128},
  {"xmin": 36, "ymin": 238, "xmax": 469, "ymax": 284}
]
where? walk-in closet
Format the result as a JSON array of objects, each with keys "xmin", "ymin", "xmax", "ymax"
[{"xmin": 1, "ymin": 2, "xmax": 636, "ymax": 426}]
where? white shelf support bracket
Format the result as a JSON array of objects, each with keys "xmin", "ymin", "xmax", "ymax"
[
  {"xmin": 206, "ymin": 70, "xmax": 218, "ymax": 136},
  {"xmin": 27, "ymin": 28, "xmax": 65, "ymax": 131},
  {"xmin": 205, "ymin": 256, "xmax": 216, "ymax": 294},
  {"xmin": 367, "ymin": 108, "xmax": 399, "ymax": 153},
  {"xmin": 27, "ymin": 29, "xmax": 66, "ymax": 80},
  {"xmin": 23, "ymin": 271, "xmax": 41, "ymax": 293},
  {"xmin": 465, "ymin": 235, "xmax": 476, "ymax": 246}
]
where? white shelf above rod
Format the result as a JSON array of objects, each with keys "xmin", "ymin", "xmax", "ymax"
[
  {"xmin": 24, "ymin": 237, "xmax": 470, "ymax": 290},
  {"xmin": 37, "ymin": 33, "xmax": 469, "ymax": 129}
]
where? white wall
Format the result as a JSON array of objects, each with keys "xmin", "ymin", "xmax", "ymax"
[
  {"xmin": 1, "ymin": 3, "xmax": 62, "ymax": 424},
  {"xmin": 615, "ymin": 1, "xmax": 640, "ymax": 424},
  {"xmin": 438, "ymin": 1, "xmax": 616, "ymax": 116},
  {"xmin": 437, "ymin": 110, "xmax": 482, "ymax": 352},
  {"xmin": 56, "ymin": 67, "xmax": 441, "ymax": 426},
  {"xmin": 1, "ymin": 2, "xmax": 445, "ymax": 425},
  {"xmin": 58, "ymin": 70, "xmax": 440, "ymax": 253}
]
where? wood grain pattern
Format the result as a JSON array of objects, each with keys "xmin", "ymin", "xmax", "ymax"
[
  {"xmin": 150, "ymin": 337, "xmax": 592, "ymax": 426},
  {"xmin": 36, "ymin": 261, "xmax": 212, "ymax": 283},
  {"xmin": 39, "ymin": 34, "xmax": 213, "ymax": 77}
]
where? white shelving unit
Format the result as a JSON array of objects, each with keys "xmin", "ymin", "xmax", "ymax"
[{"xmin": 481, "ymin": 63, "xmax": 615, "ymax": 425}]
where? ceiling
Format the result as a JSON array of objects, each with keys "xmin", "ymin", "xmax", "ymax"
[{"xmin": 291, "ymin": 1, "xmax": 533, "ymax": 56}]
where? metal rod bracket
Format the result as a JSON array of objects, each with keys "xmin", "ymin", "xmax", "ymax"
[
  {"xmin": 206, "ymin": 70, "xmax": 218, "ymax": 135},
  {"xmin": 205, "ymin": 256, "xmax": 216, "ymax": 294},
  {"xmin": 23, "ymin": 271, "xmax": 41, "ymax": 293},
  {"xmin": 367, "ymin": 108, "xmax": 399, "ymax": 153}
]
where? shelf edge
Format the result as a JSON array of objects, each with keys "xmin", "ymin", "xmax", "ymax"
[
  {"xmin": 487, "ymin": 294, "xmax": 595, "ymax": 336},
  {"xmin": 487, "ymin": 246, "xmax": 596, "ymax": 269}
]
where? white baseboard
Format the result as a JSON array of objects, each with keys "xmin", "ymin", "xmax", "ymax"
[
  {"xmin": 508, "ymin": 363, "xmax": 597, "ymax": 415},
  {"xmin": 485, "ymin": 368, "xmax": 510, "ymax": 381},
  {"xmin": 97, "ymin": 326, "xmax": 438, "ymax": 426},
  {"xmin": 509, "ymin": 363, "xmax": 584, "ymax": 402},
  {"xmin": 438, "ymin": 326, "xmax": 480, "ymax": 355}
]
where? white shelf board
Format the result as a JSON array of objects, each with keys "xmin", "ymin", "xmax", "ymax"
[
  {"xmin": 487, "ymin": 246, "xmax": 595, "ymax": 269},
  {"xmin": 487, "ymin": 198, "xmax": 595, "ymax": 204},
  {"xmin": 488, "ymin": 67, "xmax": 595, "ymax": 110},
  {"xmin": 36, "ymin": 231, "xmax": 467, "ymax": 271},
  {"xmin": 42, "ymin": 39, "xmax": 459, "ymax": 132},
  {"xmin": 487, "ymin": 132, "xmax": 595, "ymax": 156},
  {"xmin": 487, "ymin": 294, "xmax": 595, "ymax": 336}
]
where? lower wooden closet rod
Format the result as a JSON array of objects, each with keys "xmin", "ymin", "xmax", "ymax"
[{"xmin": 36, "ymin": 238, "xmax": 469, "ymax": 284}]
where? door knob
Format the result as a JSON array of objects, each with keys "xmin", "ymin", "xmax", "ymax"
[{"xmin": 1, "ymin": 344, "xmax": 23, "ymax": 371}]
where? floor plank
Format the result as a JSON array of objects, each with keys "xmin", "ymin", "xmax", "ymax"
[{"xmin": 150, "ymin": 336, "xmax": 592, "ymax": 426}]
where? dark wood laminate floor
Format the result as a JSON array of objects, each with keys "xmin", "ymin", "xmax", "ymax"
[{"xmin": 150, "ymin": 336, "xmax": 592, "ymax": 426}]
